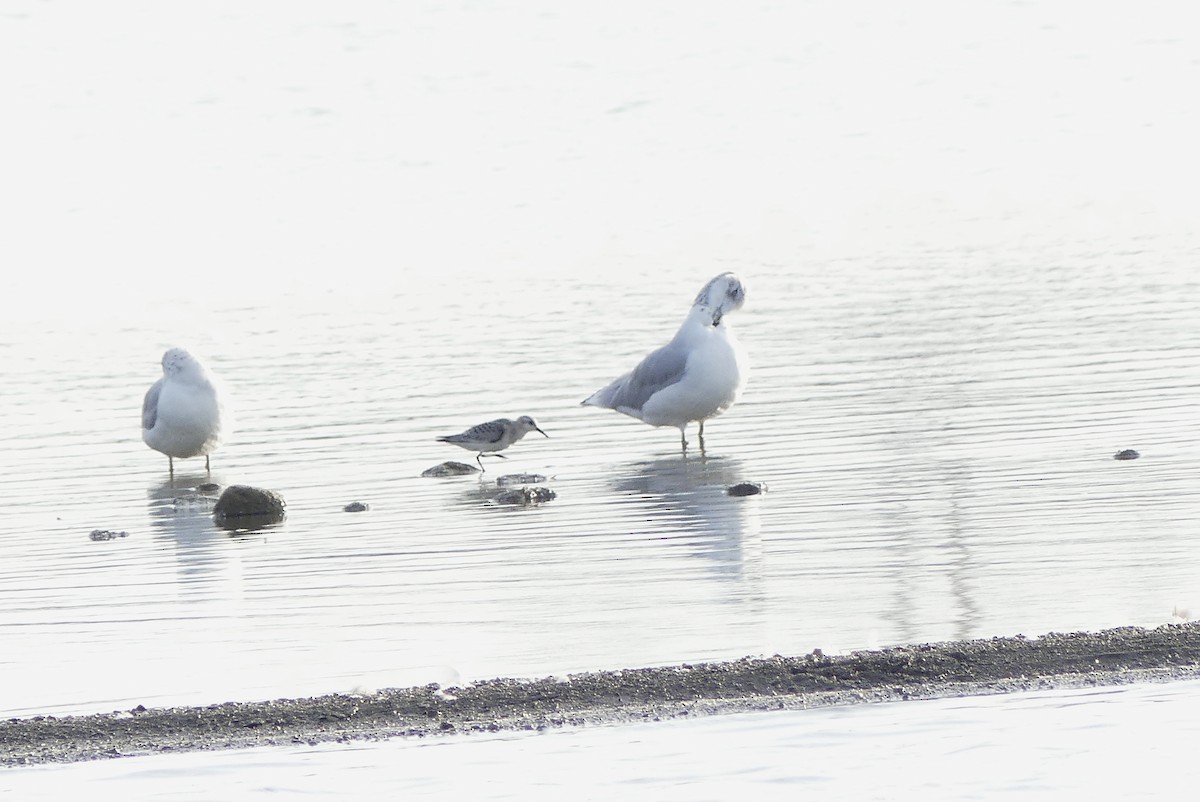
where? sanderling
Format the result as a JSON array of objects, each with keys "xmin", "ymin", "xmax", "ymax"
[
  {"xmin": 582, "ymin": 272, "xmax": 748, "ymax": 453},
  {"xmin": 437, "ymin": 415, "xmax": 549, "ymax": 471},
  {"xmin": 142, "ymin": 347, "xmax": 229, "ymax": 476}
]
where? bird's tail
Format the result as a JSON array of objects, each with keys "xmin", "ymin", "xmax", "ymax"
[{"xmin": 581, "ymin": 384, "xmax": 617, "ymax": 409}]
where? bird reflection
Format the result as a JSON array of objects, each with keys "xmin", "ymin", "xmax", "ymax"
[
  {"xmin": 609, "ymin": 455, "xmax": 763, "ymax": 582},
  {"xmin": 146, "ymin": 479, "xmax": 245, "ymax": 592}
]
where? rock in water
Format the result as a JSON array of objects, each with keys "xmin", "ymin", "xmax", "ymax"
[
  {"xmin": 89, "ymin": 529, "xmax": 129, "ymax": 542},
  {"xmin": 421, "ymin": 461, "xmax": 480, "ymax": 477},
  {"xmin": 213, "ymin": 485, "xmax": 286, "ymax": 525},
  {"xmin": 492, "ymin": 487, "xmax": 557, "ymax": 506},
  {"xmin": 726, "ymin": 482, "xmax": 767, "ymax": 497}
]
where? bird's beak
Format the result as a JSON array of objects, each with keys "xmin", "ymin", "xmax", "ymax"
[
  {"xmin": 711, "ymin": 308, "xmax": 723, "ymax": 327},
  {"xmin": 536, "ymin": 426, "xmax": 549, "ymax": 438}
]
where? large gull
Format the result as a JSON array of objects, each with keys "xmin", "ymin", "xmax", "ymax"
[
  {"xmin": 142, "ymin": 347, "xmax": 228, "ymax": 476},
  {"xmin": 582, "ymin": 272, "xmax": 748, "ymax": 453}
]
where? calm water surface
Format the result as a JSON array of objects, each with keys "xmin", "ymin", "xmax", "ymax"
[
  {"xmin": 1, "ymin": 0, "xmax": 1199, "ymax": 759},
  {"xmin": 4, "ymin": 256, "xmax": 1194, "ymax": 716}
]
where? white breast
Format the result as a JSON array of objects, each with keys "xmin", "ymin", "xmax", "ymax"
[
  {"xmin": 144, "ymin": 376, "xmax": 225, "ymax": 458},
  {"xmin": 639, "ymin": 324, "xmax": 746, "ymax": 427}
]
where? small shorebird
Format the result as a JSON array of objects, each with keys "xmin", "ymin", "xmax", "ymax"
[
  {"xmin": 582, "ymin": 272, "xmax": 748, "ymax": 454},
  {"xmin": 437, "ymin": 416, "xmax": 549, "ymax": 472},
  {"xmin": 142, "ymin": 347, "xmax": 229, "ymax": 476}
]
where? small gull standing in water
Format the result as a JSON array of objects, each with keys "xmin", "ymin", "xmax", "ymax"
[
  {"xmin": 582, "ymin": 272, "xmax": 748, "ymax": 453},
  {"xmin": 142, "ymin": 347, "xmax": 229, "ymax": 476},
  {"xmin": 437, "ymin": 416, "xmax": 549, "ymax": 472}
]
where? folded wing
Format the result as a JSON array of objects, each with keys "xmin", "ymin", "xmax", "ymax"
[
  {"xmin": 142, "ymin": 379, "xmax": 162, "ymax": 432},
  {"xmin": 583, "ymin": 343, "xmax": 688, "ymax": 417}
]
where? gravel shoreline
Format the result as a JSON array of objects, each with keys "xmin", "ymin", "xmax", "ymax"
[{"xmin": 5, "ymin": 622, "xmax": 1200, "ymax": 766}]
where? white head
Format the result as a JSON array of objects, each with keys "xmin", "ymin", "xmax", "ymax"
[
  {"xmin": 693, "ymin": 272, "xmax": 747, "ymax": 326},
  {"xmin": 161, "ymin": 347, "xmax": 204, "ymax": 378},
  {"xmin": 514, "ymin": 415, "xmax": 549, "ymax": 438}
]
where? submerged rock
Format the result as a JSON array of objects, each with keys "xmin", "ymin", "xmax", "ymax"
[
  {"xmin": 495, "ymin": 473, "xmax": 548, "ymax": 487},
  {"xmin": 726, "ymin": 482, "xmax": 767, "ymax": 497},
  {"xmin": 197, "ymin": 482, "xmax": 221, "ymax": 493},
  {"xmin": 492, "ymin": 486, "xmax": 557, "ymax": 506},
  {"xmin": 1114, "ymin": 449, "xmax": 1140, "ymax": 461},
  {"xmin": 213, "ymin": 485, "xmax": 286, "ymax": 528},
  {"xmin": 89, "ymin": 529, "xmax": 128, "ymax": 542},
  {"xmin": 173, "ymin": 493, "xmax": 217, "ymax": 512},
  {"xmin": 343, "ymin": 501, "xmax": 370, "ymax": 513},
  {"xmin": 422, "ymin": 461, "xmax": 480, "ymax": 478}
]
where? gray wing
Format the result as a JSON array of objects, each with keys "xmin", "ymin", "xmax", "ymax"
[
  {"xmin": 464, "ymin": 419, "xmax": 507, "ymax": 443},
  {"xmin": 440, "ymin": 418, "xmax": 508, "ymax": 444},
  {"xmin": 584, "ymin": 342, "xmax": 688, "ymax": 413},
  {"xmin": 141, "ymin": 379, "xmax": 163, "ymax": 431}
]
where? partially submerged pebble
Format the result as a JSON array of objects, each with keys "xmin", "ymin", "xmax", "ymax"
[
  {"xmin": 213, "ymin": 485, "xmax": 286, "ymax": 526},
  {"xmin": 197, "ymin": 482, "xmax": 220, "ymax": 493},
  {"xmin": 421, "ymin": 461, "xmax": 480, "ymax": 478},
  {"xmin": 1114, "ymin": 449, "xmax": 1140, "ymax": 461},
  {"xmin": 492, "ymin": 486, "xmax": 557, "ymax": 506},
  {"xmin": 343, "ymin": 502, "xmax": 370, "ymax": 513},
  {"xmin": 726, "ymin": 482, "xmax": 767, "ymax": 497},
  {"xmin": 495, "ymin": 473, "xmax": 548, "ymax": 487},
  {"xmin": 89, "ymin": 529, "xmax": 128, "ymax": 542},
  {"xmin": 173, "ymin": 493, "xmax": 217, "ymax": 511}
]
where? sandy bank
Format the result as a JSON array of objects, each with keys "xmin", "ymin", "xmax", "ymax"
[{"xmin": 4, "ymin": 622, "xmax": 1199, "ymax": 765}]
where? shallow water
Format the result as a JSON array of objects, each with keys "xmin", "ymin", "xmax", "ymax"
[
  {"xmin": 3, "ymin": 0, "xmax": 1200, "ymax": 725},
  {"xmin": 6, "ymin": 679, "xmax": 1200, "ymax": 800}
]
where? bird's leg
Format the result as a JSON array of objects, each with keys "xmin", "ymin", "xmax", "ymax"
[
  {"xmin": 168, "ymin": 456, "xmax": 175, "ymax": 477},
  {"xmin": 698, "ymin": 421, "xmax": 707, "ymax": 457},
  {"xmin": 476, "ymin": 453, "xmax": 486, "ymax": 473},
  {"xmin": 205, "ymin": 455, "xmax": 211, "ymax": 474},
  {"xmin": 679, "ymin": 426, "xmax": 688, "ymax": 455}
]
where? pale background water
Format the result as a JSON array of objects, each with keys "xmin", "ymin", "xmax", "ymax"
[{"xmin": 2, "ymin": 0, "xmax": 1199, "ymax": 794}]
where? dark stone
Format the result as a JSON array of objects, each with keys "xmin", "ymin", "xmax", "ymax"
[
  {"xmin": 343, "ymin": 502, "xmax": 370, "ymax": 513},
  {"xmin": 492, "ymin": 487, "xmax": 557, "ymax": 506},
  {"xmin": 1114, "ymin": 449, "xmax": 1140, "ymax": 461},
  {"xmin": 88, "ymin": 530, "xmax": 128, "ymax": 542},
  {"xmin": 212, "ymin": 485, "xmax": 286, "ymax": 527},
  {"xmin": 421, "ymin": 461, "xmax": 480, "ymax": 477},
  {"xmin": 197, "ymin": 483, "xmax": 221, "ymax": 493},
  {"xmin": 726, "ymin": 482, "xmax": 767, "ymax": 497}
]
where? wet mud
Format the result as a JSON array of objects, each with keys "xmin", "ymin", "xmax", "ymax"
[{"xmin": 4, "ymin": 622, "xmax": 1199, "ymax": 766}]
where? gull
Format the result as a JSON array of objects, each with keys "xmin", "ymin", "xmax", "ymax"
[
  {"xmin": 437, "ymin": 416, "xmax": 549, "ymax": 472},
  {"xmin": 582, "ymin": 272, "xmax": 748, "ymax": 453},
  {"xmin": 142, "ymin": 347, "xmax": 228, "ymax": 476}
]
